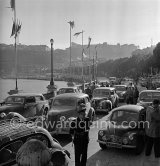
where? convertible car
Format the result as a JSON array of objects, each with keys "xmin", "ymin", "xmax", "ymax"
[
  {"xmin": 0, "ymin": 118, "xmax": 70, "ymax": 166},
  {"xmin": 97, "ymin": 105, "xmax": 146, "ymax": 154}
]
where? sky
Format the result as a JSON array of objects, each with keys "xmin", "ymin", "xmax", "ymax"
[{"xmin": 0, "ymin": 0, "xmax": 160, "ymax": 49}]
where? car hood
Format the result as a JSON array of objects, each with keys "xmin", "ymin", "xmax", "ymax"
[
  {"xmin": 0, "ymin": 104, "xmax": 23, "ymax": 113},
  {"xmin": 102, "ymin": 122, "xmax": 136, "ymax": 137},
  {"xmin": 48, "ymin": 106, "xmax": 75, "ymax": 115}
]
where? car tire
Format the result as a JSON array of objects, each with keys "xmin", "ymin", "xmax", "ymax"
[{"xmin": 99, "ymin": 143, "xmax": 107, "ymax": 150}]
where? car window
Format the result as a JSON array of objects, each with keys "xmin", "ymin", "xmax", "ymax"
[
  {"xmin": 53, "ymin": 98, "xmax": 76, "ymax": 106},
  {"xmin": 35, "ymin": 96, "xmax": 44, "ymax": 101},
  {"xmin": 5, "ymin": 97, "xmax": 24, "ymax": 104},
  {"xmin": 140, "ymin": 92, "xmax": 160, "ymax": 101},
  {"xmin": 111, "ymin": 110, "xmax": 138, "ymax": 125},
  {"xmin": 114, "ymin": 86, "xmax": 126, "ymax": 91},
  {"xmin": 93, "ymin": 90, "xmax": 110, "ymax": 97},
  {"xmin": 0, "ymin": 140, "xmax": 23, "ymax": 164},
  {"xmin": 25, "ymin": 97, "xmax": 36, "ymax": 103}
]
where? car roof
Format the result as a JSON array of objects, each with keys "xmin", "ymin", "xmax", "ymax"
[
  {"xmin": 94, "ymin": 87, "xmax": 115, "ymax": 91},
  {"xmin": 53, "ymin": 93, "xmax": 88, "ymax": 99},
  {"xmin": 8, "ymin": 93, "xmax": 43, "ymax": 97},
  {"xmin": 140, "ymin": 90, "xmax": 160, "ymax": 94},
  {"xmin": 111, "ymin": 105, "xmax": 144, "ymax": 113},
  {"xmin": 0, "ymin": 122, "xmax": 48, "ymax": 147}
]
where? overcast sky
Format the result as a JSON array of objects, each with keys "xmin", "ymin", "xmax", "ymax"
[{"xmin": 0, "ymin": 0, "xmax": 160, "ymax": 49}]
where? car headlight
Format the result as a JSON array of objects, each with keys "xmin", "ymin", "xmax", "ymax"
[
  {"xmin": 122, "ymin": 137, "xmax": 128, "ymax": 144},
  {"xmin": 60, "ymin": 116, "xmax": 66, "ymax": 121},
  {"xmin": 102, "ymin": 136, "xmax": 107, "ymax": 141},
  {"xmin": 128, "ymin": 133, "xmax": 136, "ymax": 140},
  {"xmin": 99, "ymin": 130, "xmax": 104, "ymax": 136}
]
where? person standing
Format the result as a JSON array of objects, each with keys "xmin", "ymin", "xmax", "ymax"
[
  {"xmin": 145, "ymin": 99, "xmax": 160, "ymax": 159},
  {"xmin": 133, "ymin": 86, "xmax": 139, "ymax": 104},
  {"xmin": 125, "ymin": 87, "xmax": 134, "ymax": 104},
  {"xmin": 70, "ymin": 104, "xmax": 91, "ymax": 166},
  {"xmin": 84, "ymin": 85, "xmax": 92, "ymax": 100}
]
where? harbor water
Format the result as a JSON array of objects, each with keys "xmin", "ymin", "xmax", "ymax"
[{"xmin": 0, "ymin": 79, "xmax": 67, "ymax": 101}]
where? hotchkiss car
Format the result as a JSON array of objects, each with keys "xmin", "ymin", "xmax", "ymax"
[
  {"xmin": 47, "ymin": 93, "xmax": 95, "ymax": 135},
  {"xmin": 97, "ymin": 105, "xmax": 146, "ymax": 154},
  {"xmin": 137, "ymin": 90, "xmax": 160, "ymax": 108},
  {"xmin": 0, "ymin": 120, "xmax": 70, "ymax": 166},
  {"xmin": 0, "ymin": 93, "xmax": 49, "ymax": 121},
  {"xmin": 91, "ymin": 87, "xmax": 119, "ymax": 114},
  {"xmin": 57, "ymin": 87, "xmax": 80, "ymax": 95},
  {"xmin": 114, "ymin": 85, "xmax": 127, "ymax": 102}
]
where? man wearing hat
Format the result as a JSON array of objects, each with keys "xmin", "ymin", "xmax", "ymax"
[{"xmin": 70, "ymin": 103, "xmax": 91, "ymax": 166}]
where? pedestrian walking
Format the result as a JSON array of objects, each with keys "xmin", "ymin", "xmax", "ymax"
[
  {"xmin": 70, "ymin": 103, "xmax": 91, "ymax": 166},
  {"xmin": 145, "ymin": 99, "xmax": 160, "ymax": 160}
]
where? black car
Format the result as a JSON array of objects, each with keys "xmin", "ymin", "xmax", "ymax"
[
  {"xmin": 0, "ymin": 93, "xmax": 49, "ymax": 120},
  {"xmin": 97, "ymin": 105, "xmax": 146, "ymax": 154},
  {"xmin": 0, "ymin": 120, "xmax": 70, "ymax": 166},
  {"xmin": 47, "ymin": 93, "xmax": 95, "ymax": 135},
  {"xmin": 91, "ymin": 87, "xmax": 119, "ymax": 114}
]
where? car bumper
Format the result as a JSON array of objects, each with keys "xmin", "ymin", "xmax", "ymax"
[{"xmin": 97, "ymin": 140, "xmax": 136, "ymax": 149}]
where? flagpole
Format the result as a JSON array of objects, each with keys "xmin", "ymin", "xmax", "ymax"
[
  {"xmin": 14, "ymin": 0, "xmax": 18, "ymax": 91},
  {"xmin": 82, "ymin": 30, "xmax": 84, "ymax": 85},
  {"xmin": 69, "ymin": 22, "xmax": 72, "ymax": 77}
]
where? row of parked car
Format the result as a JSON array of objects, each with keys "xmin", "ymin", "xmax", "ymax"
[{"xmin": 0, "ymin": 86, "xmax": 160, "ymax": 165}]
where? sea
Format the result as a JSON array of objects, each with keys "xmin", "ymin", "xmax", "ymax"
[{"xmin": 0, "ymin": 79, "xmax": 67, "ymax": 101}]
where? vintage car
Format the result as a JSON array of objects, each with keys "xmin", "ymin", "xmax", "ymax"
[
  {"xmin": 114, "ymin": 85, "xmax": 127, "ymax": 102},
  {"xmin": 57, "ymin": 87, "xmax": 80, "ymax": 95},
  {"xmin": 47, "ymin": 93, "xmax": 95, "ymax": 135},
  {"xmin": 137, "ymin": 90, "xmax": 160, "ymax": 108},
  {"xmin": 0, "ymin": 93, "xmax": 49, "ymax": 120},
  {"xmin": 97, "ymin": 105, "xmax": 146, "ymax": 154},
  {"xmin": 0, "ymin": 120, "xmax": 70, "ymax": 166},
  {"xmin": 91, "ymin": 87, "xmax": 119, "ymax": 114}
]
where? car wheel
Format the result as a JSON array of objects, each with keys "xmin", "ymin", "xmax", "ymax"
[
  {"xmin": 99, "ymin": 143, "xmax": 107, "ymax": 150},
  {"xmin": 134, "ymin": 136, "xmax": 145, "ymax": 155}
]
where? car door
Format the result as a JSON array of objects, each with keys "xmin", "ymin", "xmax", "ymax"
[{"xmin": 24, "ymin": 97, "xmax": 37, "ymax": 118}]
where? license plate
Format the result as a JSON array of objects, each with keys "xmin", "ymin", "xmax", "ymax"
[{"xmin": 106, "ymin": 142, "xmax": 122, "ymax": 148}]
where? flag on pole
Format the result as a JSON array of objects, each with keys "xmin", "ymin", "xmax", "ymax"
[
  {"xmin": 87, "ymin": 37, "xmax": 91, "ymax": 48},
  {"xmin": 82, "ymin": 49, "xmax": 88, "ymax": 58},
  {"xmin": 10, "ymin": 19, "xmax": 22, "ymax": 37},
  {"xmin": 10, "ymin": 0, "xmax": 15, "ymax": 11},
  {"xmin": 74, "ymin": 31, "xmax": 82, "ymax": 37},
  {"xmin": 68, "ymin": 21, "xmax": 75, "ymax": 29}
]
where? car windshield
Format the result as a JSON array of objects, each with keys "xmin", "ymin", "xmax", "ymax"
[
  {"xmin": 114, "ymin": 86, "xmax": 126, "ymax": 91},
  {"xmin": 111, "ymin": 110, "xmax": 139, "ymax": 125},
  {"xmin": 93, "ymin": 89, "xmax": 110, "ymax": 97},
  {"xmin": 59, "ymin": 88, "xmax": 74, "ymax": 94},
  {"xmin": 5, "ymin": 96, "xmax": 24, "ymax": 104},
  {"xmin": 53, "ymin": 98, "xmax": 76, "ymax": 106},
  {"xmin": 139, "ymin": 92, "xmax": 160, "ymax": 102}
]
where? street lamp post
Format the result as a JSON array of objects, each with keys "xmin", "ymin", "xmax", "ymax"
[
  {"xmin": 50, "ymin": 39, "xmax": 54, "ymax": 86},
  {"xmin": 46, "ymin": 39, "xmax": 57, "ymax": 98}
]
